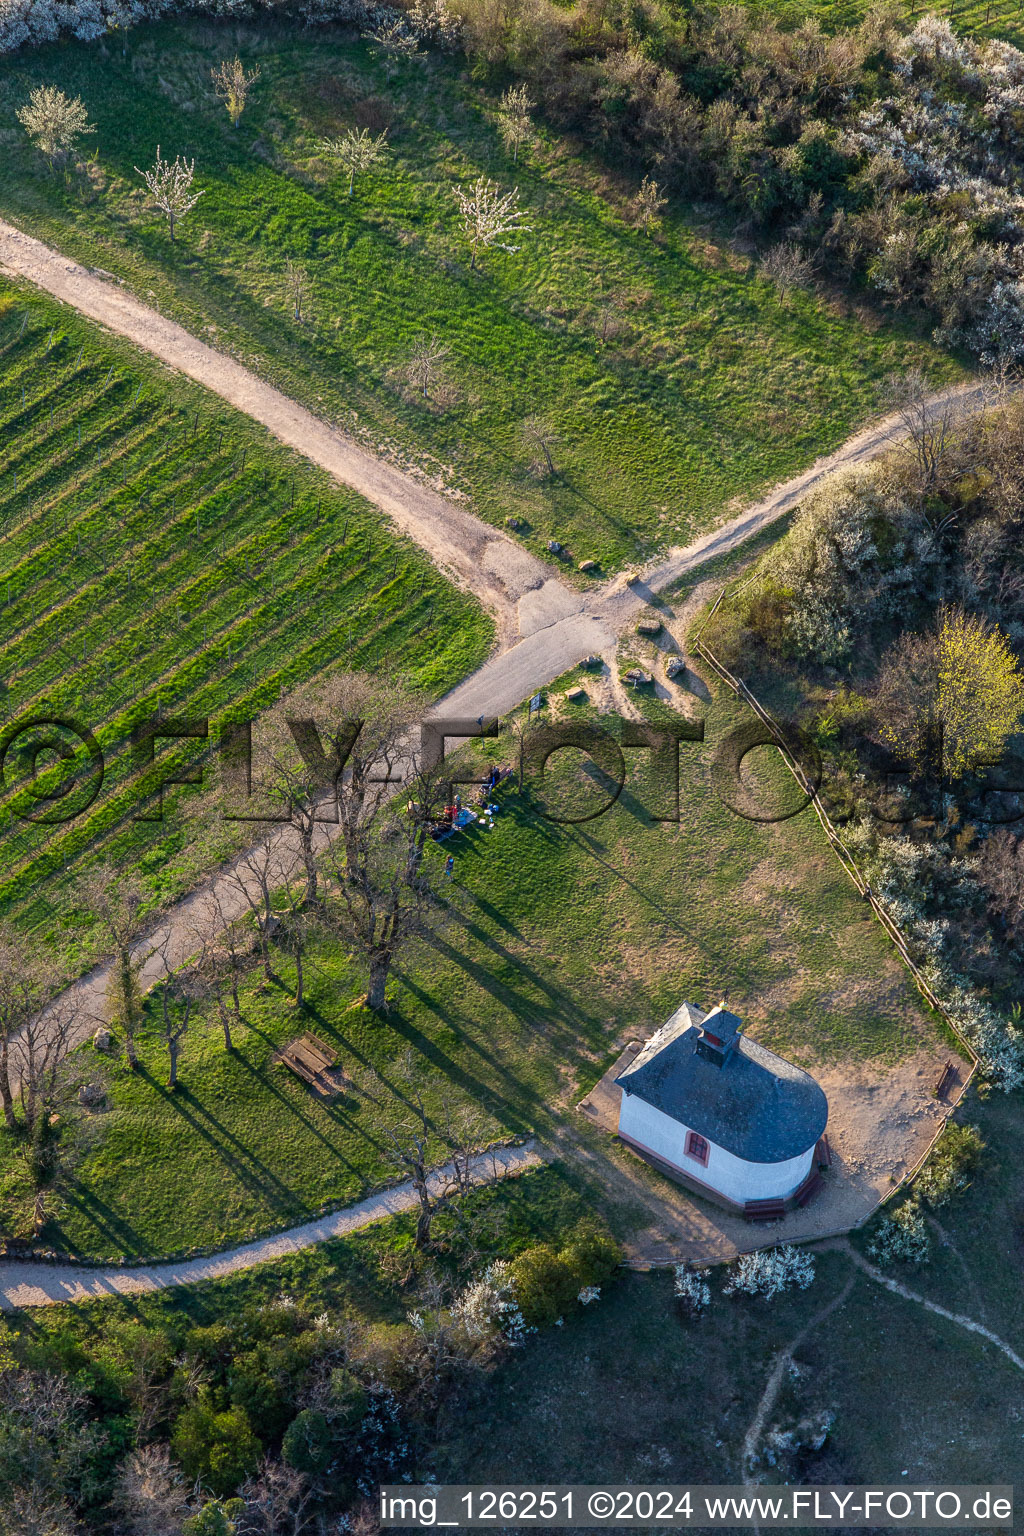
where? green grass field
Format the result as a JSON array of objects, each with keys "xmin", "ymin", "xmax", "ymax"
[
  {"xmin": 0, "ymin": 17, "xmax": 958, "ymax": 569},
  {"xmin": 0, "ymin": 690, "xmax": 947, "ymax": 1260},
  {"xmin": 761, "ymin": 0, "xmax": 1024, "ymax": 46},
  {"xmin": 0, "ymin": 282, "xmax": 491, "ymax": 965}
]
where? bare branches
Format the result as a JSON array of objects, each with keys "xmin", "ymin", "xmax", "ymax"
[
  {"xmin": 404, "ymin": 333, "xmax": 452, "ymax": 401},
  {"xmin": 521, "ymin": 413, "xmax": 560, "ymax": 478},
  {"xmin": 284, "ymin": 258, "xmax": 310, "ymax": 323},
  {"xmin": 318, "ymin": 126, "xmax": 389, "ymax": 197},
  {"xmin": 135, "ymin": 145, "xmax": 205, "ymax": 241},
  {"xmin": 884, "ymin": 368, "xmax": 961, "ymax": 496},
  {"xmin": 452, "ymin": 178, "xmax": 530, "ymax": 271},
  {"xmin": 761, "ymin": 241, "xmax": 814, "ymax": 304},
  {"xmin": 75, "ymin": 863, "xmax": 147, "ymax": 1068},
  {"xmin": 211, "ymin": 56, "xmax": 261, "ymax": 127}
]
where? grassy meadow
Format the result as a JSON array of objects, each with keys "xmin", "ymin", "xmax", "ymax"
[
  {"xmin": 0, "ymin": 691, "xmax": 947, "ymax": 1259},
  {"xmin": 0, "ymin": 282, "xmax": 491, "ymax": 965},
  {"xmin": 0, "ymin": 17, "xmax": 959, "ymax": 569}
]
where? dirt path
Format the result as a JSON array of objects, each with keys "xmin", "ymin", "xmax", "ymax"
[
  {"xmin": 740, "ymin": 1274, "xmax": 856, "ymax": 1485},
  {"xmin": 0, "ymin": 219, "xmax": 577, "ymax": 650},
  {"xmin": 0, "ymin": 1141, "xmax": 542, "ymax": 1311},
  {"xmin": 0, "ymin": 219, "xmax": 994, "ymax": 679},
  {"xmin": 841, "ymin": 1241, "xmax": 1024, "ymax": 1372}
]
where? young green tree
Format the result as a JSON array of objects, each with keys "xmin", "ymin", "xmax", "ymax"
[
  {"xmin": 629, "ymin": 174, "xmax": 667, "ymax": 236},
  {"xmin": 318, "ymin": 126, "xmax": 389, "ymax": 197},
  {"xmin": 875, "ymin": 609, "xmax": 1024, "ymax": 781},
  {"xmin": 17, "ymin": 86, "xmax": 94, "ymax": 167},
  {"xmin": 211, "ymin": 57, "xmax": 261, "ymax": 128},
  {"xmin": 497, "ymin": 83, "xmax": 535, "ymax": 165}
]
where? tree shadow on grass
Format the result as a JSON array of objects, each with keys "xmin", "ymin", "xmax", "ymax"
[{"xmin": 52, "ymin": 1185, "xmax": 148, "ymax": 1258}]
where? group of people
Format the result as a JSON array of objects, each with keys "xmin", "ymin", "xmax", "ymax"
[{"xmin": 424, "ymin": 764, "xmax": 514, "ymax": 879}]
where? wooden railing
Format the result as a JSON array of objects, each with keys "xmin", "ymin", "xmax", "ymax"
[{"xmin": 691, "ymin": 588, "xmax": 980, "ymax": 1214}]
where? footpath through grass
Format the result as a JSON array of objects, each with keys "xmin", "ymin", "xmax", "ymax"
[
  {"xmin": 0, "ymin": 282, "xmax": 491, "ymax": 967},
  {"xmin": 0, "ymin": 691, "xmax": 945, "ymax": 1260},
  {"xmin": 0, "ymin": 18, "xmax": 958, "ymax": 569}
]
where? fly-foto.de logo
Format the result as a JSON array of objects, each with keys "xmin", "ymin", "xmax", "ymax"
[{"xmin": 1, "ymin": 707, "xmax": 1022, "ymax": 830}]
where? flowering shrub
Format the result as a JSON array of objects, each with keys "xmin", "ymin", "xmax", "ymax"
[
  {"xmin": 723, "ymin": 1244, "xmax": 815, "ymax": 1299},
  {"xmin": 916, "ymin": 1122, "xmax": 985, "ymax": 1207},
  {"xmin": 450, "ymin": 1261, "xmax": 534, "ymax": 1347},
  {"xmin": 0, "ymin": 0, "xmax": 458, "ymax": 58},
  {"xmin": 845, "ymin": 820, "xmax": 1024, "ymax": 1092},
  {"xmin": 867, "ymin": 1197, "xmax": 931, "ymax": 1265},
  {"xmin": 672, "ymin": 1264, "xmax": 711, "ymax": 1315}
]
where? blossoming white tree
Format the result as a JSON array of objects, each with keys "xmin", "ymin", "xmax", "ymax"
[
  {"xmin": 629, "ymin": 174, "xmax": 667, "ymax": 236},
  {"xmin": 17, "ymin": 86, "xmax": 94, "ymax": 167},
  {"xmin": 452, "ymin": 177, "xmax": 530, "ymax": 270},
  {"xmin": 363, "ymin": 17, "xmax": 423, "ymax": 76},
  {"xmin": 135, "ymin": 147, "xmax": 205, "ymax": 242}
]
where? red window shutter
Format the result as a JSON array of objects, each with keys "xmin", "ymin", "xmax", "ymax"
[{"xmin": 685, "ymin": 1131, "xmax": 709, "ymax": 1166}]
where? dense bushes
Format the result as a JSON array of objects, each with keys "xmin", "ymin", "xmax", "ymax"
[{"xmin": 509, "ymin": 1222, "xmax": 622, "ymax": 1327}]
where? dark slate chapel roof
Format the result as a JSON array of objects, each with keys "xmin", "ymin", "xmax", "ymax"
[{"xmin": 615, "ymin": 1002, "xmax": 827, "ymax": 1164}]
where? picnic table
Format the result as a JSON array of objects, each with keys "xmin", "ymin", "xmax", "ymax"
[{"xmin": 272, "ymin": 1032, "xmax": 348, "ymax": 1100}]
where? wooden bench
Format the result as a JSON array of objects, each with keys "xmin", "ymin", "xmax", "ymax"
[
  {"xmin": 744, "ymin": 1197, "xmax": 786, "ymax": 1224},
  {"xmin": 794, "ymin": 1169, "xmax": 824, "ymax": 1208},
  {"xmin": 272, "ymin": 1032, "xmax": 348, "ymax": 1100},
  {"xmin": 934, "ymin": 1059, "xmax": 957, "ymax": 1099}
]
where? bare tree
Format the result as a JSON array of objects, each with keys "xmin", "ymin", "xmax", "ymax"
[
  {"xmin": 313, "ymin": 673, "xmax": 448, "ymax": 1011},
  {"xmin": 497, "ymin": 83, "xmax": 535, "ymax": 165},
  {"xmin": 761, "ymin": 241, "xmax": 814, "ymax": 304},
  {"xmin": 278, "ymin": 895, "xmax": 310, "ymax": 1010},
  {"xmin": 152, "ymin": 937, "xmax": 205, "ymax": 1089},
  {"xmin": 452, "ymin": 178, "xmax": 530, "ymax": 271},
  {"xmin": 221, "ymin": 838, "xmax": 288, "ymax": 982},
  {"xmin": 189, "ymin": 895, "xmax": 249, "ymax": 1050},
  {"xmin": 237, "ymin": 1458, "xmax": 316, "ymax": 1534},
  {"xmin": 251, "ymin": 681, "xmax": 368, "ymax": 907},
  {"xmin": 521, "ymin": 413, "xmax": 560, "ymax": 477},
  {"xmin": 629, "ymin": 174, "xmax": 667, "ymax": 236},
  {"xmin": 318, "ymin": 126, "xmax": 389, "ymax": 197},
  {"xmin": 284, "ymin": 259, "xmax": 309, "ymax": 323},
  {"xmin": 115, "ymin": 1444, "xmax": 188, "ymax": 1536},
  {"xmin": 17, "ymin": 86, "xmax": 94, "ymax": 167},
  {"xmin": 363, "ymin": 17, "xmax": 424, "ymax": 76},
  {"xmin": 0, "ymin": 925, "xmax": 72, "ymax": 1133},
  {"xmin": 404, "ymin": 333, "xmax": 451, "ymax": 400},
  {"xmin": 211, "ymin": 56, "xmax": 261, "ymax": 127},
  {"xmin": 135, "ymin": 146, "xmax": 205, "ymax": 241},
  {"xmin": 0, "ymin": 1487, "xmax": 79, "ymax": 1536},
  {"xmin": 76, "ymin": 865, "xmax": 148, "ymax": 1068},
  {"xmin": 884, "ymin": 367, "xmax": 961, "ymax": 496},
  {"xmin": 377, "ymin": 1075, "xmax": 485, "ymax": 1249},
  {"xmin": 12, "ymin": 995, "xmax": 83, "ymax": 1135}
]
